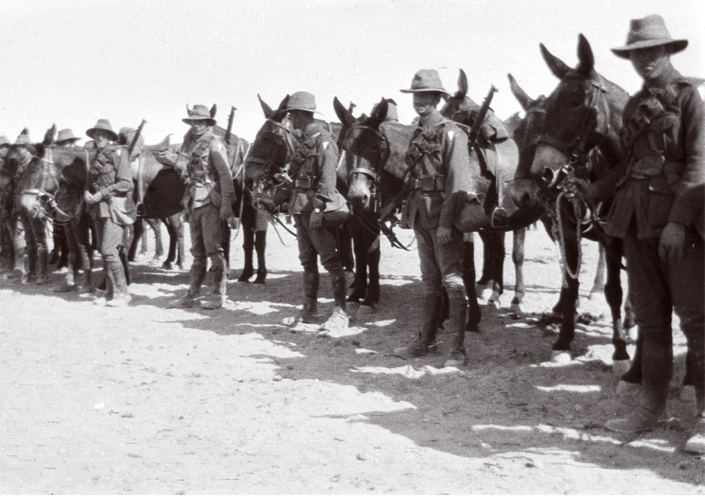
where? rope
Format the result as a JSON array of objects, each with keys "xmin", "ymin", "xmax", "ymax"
[{"xmin": 553, "ymin": 191, "xmax": 582, "ymax": 286}]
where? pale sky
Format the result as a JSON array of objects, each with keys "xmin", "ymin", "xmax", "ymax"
[{"xmin": 0, "ymin": 0, "xmax": 702, "ymax": 145}]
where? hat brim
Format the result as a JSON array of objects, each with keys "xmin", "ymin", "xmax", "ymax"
[
  {"xmin": 612, "ymin": 38, "xmax": 688, "ymax": 58},
  {"xmin": 284, "ymin": 107, "xmax": 322, "ymax": 115},
  {"xmin": 86, "ymin": 128, "xmax": 118, "ymax": 141},
  {"xmin": 400, "ymin": 88, "xmax": 450, "ymax": 95},
  {"xmin": 183, "ymin": 118, "xmax": 216, "ymax": 126}
]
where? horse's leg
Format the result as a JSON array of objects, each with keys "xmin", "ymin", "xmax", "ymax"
[
  {"xmin": 552, "ymin": 224, "xmax": 580, "ymax": 359},
  {"xmin": 120, "ymin": 225, "xmax": 133, "ymax": 286},
  {"xmin": 175, "ymin": 214, "xmax": 185, "ymax": 270},
  {"xmin": 476, "ymin": 229, "xmax": 492, "ymax": 293},
  {"xmin": 147, "ymin": 218, "xmax": 164, "ymax": 265},
  {"xmin": 462, "ymin": 235, "xmax": 481, "ymax": 332},
  {"xmin": 589, "ymin": 243, "xmax": 606, "ymax": 300},
  {"xmin": 54, "ymin": 222, "xmax": 78, "ymax": 292},
  {"xmin": 362, "ymin": 234, "xmax": 380, "ymax": 307},
  {"xmin": 238, "ymin": 223, "xmax": 254, "ymax": 282},
  {"xmin": 487, "ymin": 229, "xmax": 505, "ymax": 306},
  {"xmin": 510, "ymin": 228, "xmax": 526, "ymax": 316},
  {"xmin": 161, "ymin": 217, "xmax": 174, "ymax": 269},
  {"xmin": 338, "ymin": 222, "xmax": 355, "ymax": 274},
  {"xmin": 253, "ymin": 230, "xmax": 267, "ymax": 284},
  {"xmin": 221, "ymin": 220, "xmax": 231, "ymax": 272},
  {"xmin": 602, "ymin": 238, "xmax": 630, "ymax": 372},
  {"xmin": 128, "ymin": 217, "xmax": 143, "ymax": 262},
  {"xmin": 8, "ymin": 213, "xmax": 27, "ymax": 280},
  {"xmin": 75, "ymin": 214, "xmax": 94, "ymax": 293}
]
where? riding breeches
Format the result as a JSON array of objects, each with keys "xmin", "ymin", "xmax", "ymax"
[
  {"xmin": 95, "ymin": 216, "xmax": 126, "ymax": 263},
  {"xmin": 294, "ymin": 214, "xmax": 343, "ymax": 277},
  {"xmin": 624, "ymin": 227, "xmax": 705, "ymax": 418},
  {"xmin": 189, "ymin": 203, "xmax": 225, "ymax": 268}
]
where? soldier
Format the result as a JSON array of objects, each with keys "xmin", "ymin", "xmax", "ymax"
[
  {"xmin": 83, "ymin": 119, "xmax": 136, "ymax": 307},
  {"xmin": 280, "ymin": 91, "xmax": 350, "ymax": 330},
  {"xmin": 571, "ymin": 15, "xmax": 704, "ymax": 453},
  {"xmin": 168, "ymin": 104, "xmax": 235, "ymax": 310},
  {"xmin": 391, "ymin": 69, "xmax": 483, "ymax": 367},
  {"xmin": 54, "ymin": 128, "xmax": 82, "ymax": 148}
]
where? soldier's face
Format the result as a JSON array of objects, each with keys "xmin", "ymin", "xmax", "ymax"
[
  {"xmin": 93, "ymin": 131, "xmax": 110, "ymax": 148},
  {"xmin": 630, "ymin": 46, "xmax": 670, "ymax": 83},
  {"xmin": 190, "ymin": 121, "xmax": 210, "ymax": 136},
  {"xmin": 413, "ymin": 93, "xmax": 441, "ymax": 117}
]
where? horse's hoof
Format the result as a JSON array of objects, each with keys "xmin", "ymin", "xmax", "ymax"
[
  {"xmin": 679, "ymin": 385, "xmax": 696, "ymax": 402},
  {"xmin": 486, "ymin": 297, "xmax": 501, "ymax": 309},
  {"xmin": 346, "ymin": 302, "xmax": 360, "ymax": 320},
  {"xmin": 35, "ymin": 276, "xmax": 48, "ymax": 286},
  {"xmin": 612, "ymin": 359, "xmax": 631, "ymax": 376},
  {"xmin": 550, "ymin": 350, "xmax": 572, "ymax": 364},
  {"xmin": 53, "ymin": 282, "xmax": 75, "ymax": 293},
  {"xmin": 615, "ymin": 380, "xmax": 641, "ymax": 399},
  {"xmin": 149, "ymin": 259, "xmax": 162, "ymax": 267},
  {"xmin": 465, "ymin": 322, "xmax": 480, "ymax": 333},
  {"xmin": 477, "ymin": 288, "xmax": 494, "ymax": 303},
  {"xmin": 253, "ymin": 278, "xmax": 266, "ymax": 285},
  {"xmin": 356, "ymin": 304, "xmax": 374, "ymax": 320},
  {"xmin": 162, "ymin": 262, "xmax": 173, "ymax": 270}
]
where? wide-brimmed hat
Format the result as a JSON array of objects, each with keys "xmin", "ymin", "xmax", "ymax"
[
  {"xmin": 55, "ymin": 128, "xmax": 81, "ymax": 145},
  {"xmin": 15, "ymin": 130, "xmax": 31, "ymax": 145},
  {"xmin": 0, "ymin": 135, "xmax": 11, "ymax": 147},
  {"xmin": 86, "ymin": 119, "xmax": 118, "ymax": 141},
  {"xmin": 400, "ymin": 69, "xmax": 449, "ymax": 94},
  {"xmin": 183, "ymin": 104, "xmax": 217, "ymax": 126},
  {"xmin": 284, "ymin": 91, "xmax": 320, "ymax": 114},
  {"xmin": 612, "ymin": 15, "xmax": 688, "ymax": 59}
]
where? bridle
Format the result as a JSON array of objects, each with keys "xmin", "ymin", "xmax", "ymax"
[
  {"xmin": 537, "ymin": 76, "xmax": 608, "ymax": 188},
  {"xmin": 342, "ymin": 124, "xmax": 390, "ymax": 213},
  {"xmin": 245, "ymin": 118, "xmax": 298, "ymax": 185}
]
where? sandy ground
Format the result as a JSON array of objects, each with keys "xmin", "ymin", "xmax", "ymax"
[{"xmin": 0, "ymin": 222, "xmax": 703, "ymax": 494}]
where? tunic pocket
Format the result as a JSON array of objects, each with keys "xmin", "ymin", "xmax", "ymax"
[{"xmin": 647, "ymin": 175, "xmax": 674, "ymax": 228}]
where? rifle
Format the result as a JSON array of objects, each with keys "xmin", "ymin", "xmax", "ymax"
[
  {"xmin": 225, "ymin": 106, "xmax": 236, "ymax": 146},
  {"xmin": 130, "ymin": 119, "xmax": 147, "ymax": 216},
  {"xmin": 467, "ymin": 86, "xmax": 507, "ymax": 228}
]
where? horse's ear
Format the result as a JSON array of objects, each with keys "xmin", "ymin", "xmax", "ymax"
[
  {"xmin": 258, "ymin": 94, "xmax": 274, "ymax": 118},
  {"xmin": 186, "ymin": 104, "xmax": 191, "ymax": 116},
  {"xmin": 368, "ymin": 98, "xmax": 388, "ymax": 129},
  {"xmin": 210, "ymin": 104, "xmax": 217, "ymax": 119},
  {"xmin": 576, "ymin": 34, "xmax": 595, "ymax": 77},
  {"xmin": 508, "ymin": 74, "xmax": 535, "ymax": 111},
  {"xmin": 333, "ymin": 97, "xmax": 355, "ymax": 129},
  {"xmin": 455, "ymin": 69, "xmax": 468, "ymax": 100},
  {"xmin": 270, "ymin": 95, "xmax": 290, "ymax": 122},
  {"xmin": 43, "ymin": 124, "xmax": 56, "ymax": 146},
  {"xmin": 540, "ymin": 43, "xmax": 571, "ymax": 80}
]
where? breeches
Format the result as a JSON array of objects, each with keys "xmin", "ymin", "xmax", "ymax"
[
  {"xmin": 95, "ymin": 216, "xmax": 125, "ymax": 263},
  {"xmin": 294, "ymin": 214, "xmax": 343, "ymax": 276},
  {"xmin": 189, "ymin": 204, "xmax": 224, "ymax": 267},
  {"xmin": 415, "ymin": 223, "xmax": 466, "ymax": 301}
]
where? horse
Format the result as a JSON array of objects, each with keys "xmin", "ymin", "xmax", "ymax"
[{"xmin": 509, "ymin": 35, "xmax": 634, "ymax": 369}]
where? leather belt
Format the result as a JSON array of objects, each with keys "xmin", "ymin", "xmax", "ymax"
[{"xmin": 410, "ymin": 174, "xmax": 446, "ymax": 192}]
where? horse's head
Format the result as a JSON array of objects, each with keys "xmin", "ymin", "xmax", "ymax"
[
  {"xmin": 440, "ymin": 69, "xmax": 479, "ymax": 126},
  {"xmin": 334, "ymin": 97, "xmax": 391, "ymax": 211},
  {"xmin": 505, "ymin": 74, "xmax": 548, "ymax": 209},
  {"xmin": 243, "ymin": 94, "xmax": 296, "ymax": 188},
  {"xmin": 530, "ymin": 35, "xmax": 627, "ymax": 194}
]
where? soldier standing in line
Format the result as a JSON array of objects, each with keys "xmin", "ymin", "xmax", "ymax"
[
  {"xmin": 168, "ymin": 104, "xmax": 235, "ymax": 310},
  {"xmin": 391, "ymin": 69, "xmax": 483, "ymax": 367},
  {"xmin": 571, "ymin": 15, "xmax": 704, "ymax": 454},
  {"xmin": 83, "ymin": 119, "xmax": 136, "ymax": 307}
]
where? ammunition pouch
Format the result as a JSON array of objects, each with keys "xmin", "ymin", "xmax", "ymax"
[
  {"xmin": 410, "ymin": 174, "xmax": 446, "ymax": 192},
  {"xmin": 295, "ymin": 175, "xmax": 318, "ymax": 190}
]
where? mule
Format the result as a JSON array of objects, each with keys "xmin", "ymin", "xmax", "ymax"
[{"xmin": 509, "ymin": 35, "xmax": 634, "ymax": 368}]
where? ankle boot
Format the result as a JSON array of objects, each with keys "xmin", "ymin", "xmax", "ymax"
[
  {"xmin": 320, "ymin": 273, "xmax": 348, "ymax": 331},
  {"xmin": 106, "ymin": 261, "xmax": 131, "ymax": 307},
  {"xmin": 202, "ymin": 254, "xmax": 227, "ymax": 309},
  {"xmin": 394, "ymin": 293, "xmax": 442, "ymax": 358},
  {"xmin": 300, "ymin": 271, "xmax": 320, "ymax": 323},
  {"xmin": 170, "ymin": 261, "xmax": 207, "ymax": 308}
]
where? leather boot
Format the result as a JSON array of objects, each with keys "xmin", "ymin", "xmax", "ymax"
[
  {"xmin": 202, "ymin": 254, "xmax": 227, "ymax": 309},
  {"xmin": 300, "ymin": 271, "xmax": 320, "ymax": 323},
  {"xmin": 445, "ymin": 285, "xmax": 469, "ymax": 367},
  {"xmin": 394, "ymin": 294, "xmax": 442, "ymax": 359},
  {"xmin": 684, "ymin": 418, "xmax": 705, "ymax": 455},
  {"xmin": 106, "ymin": 260, "xmax": 131, "ymax": 307},
  {"xmin": 169, "ymin": 261, "xmax": 207, "ymax": 308},
  {"xmin": 321, "ymin": 272, "xmax": 349, "ymax": 331}
]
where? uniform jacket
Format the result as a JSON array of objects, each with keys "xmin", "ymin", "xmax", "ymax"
[
  {"xmin": 594, "ymin": 68, "xmax": 705, "ymax": 240},
  {"xmin": 177, "ymin": 129, "xmax": 234, "ymax": 213},
  {"xmin": 88, "ymin": 145, "xmax": 135, "ymax": 224},
  {"xmin": 289, "ymin": 122, "xmax": 345, "ymax": 215},
  {"xmin": 401, "ymin": 109, "xmax": 475, "ymax": 230}
]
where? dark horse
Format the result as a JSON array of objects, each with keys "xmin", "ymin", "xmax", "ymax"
[{"xmin": 510, "ymin": 35, "xmax": 634, "ymax": 369}]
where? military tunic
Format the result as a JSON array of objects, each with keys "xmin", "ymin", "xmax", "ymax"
[{"xmin": 593, "ymin": 67, "xmax": 705, "ymax": 418}]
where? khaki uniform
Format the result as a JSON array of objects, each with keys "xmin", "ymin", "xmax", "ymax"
[
  {"xmin": 594, "ymin": 67, "xmax": 705, "ymax": 419},
  {"xmin": 401, "ymin": 108, "xmax": 479, "ymax": 356}
]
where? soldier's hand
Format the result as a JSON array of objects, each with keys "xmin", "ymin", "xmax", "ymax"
[
  {"xmin": 257, "ymin": 196, "xmax": 276, "ymax": 211},
  {"xmin": 220, "ymin": 205, "xmax": 235, "ymax": 222},
  {"xmin": 565, "ymin": 178, "xmax": 596, "ymax": 202},
  {"xmin": 658, "ymin": 221, "xmax": 686, "ymax": 262},
  {"xmin": 227, "ymin": 216, "xmax": 239, "ymax": 230},
  {"xmin": 378, "ymin": 203, "xmax": 395, "ymax": 223},
  {"xmin": 437, "ymin": 226, "xmax": 452, "ymax": 245},
  {"xmin": 83, "ymin": 190, "xmax": 101, "ymax": 205},
  {"xmin": 310, "ymin": 209, "xmax": 323, "ymax": 230}
]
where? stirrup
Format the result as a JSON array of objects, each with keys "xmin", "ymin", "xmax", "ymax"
[{"xmin": 490, "ymin": 206, "xmax": 508, "ymax": 228}]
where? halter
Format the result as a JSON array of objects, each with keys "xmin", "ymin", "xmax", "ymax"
[
  {"xmin": 342, "ymin": 124, "xmax": 391, "ymax": 213},
  {"xmin": 246, "ymin": 118, "xmax": 298, "ymax": 182},
  {"xmin": 537, "ymin": 78, "xmax": 607, "ymax": 172}
]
